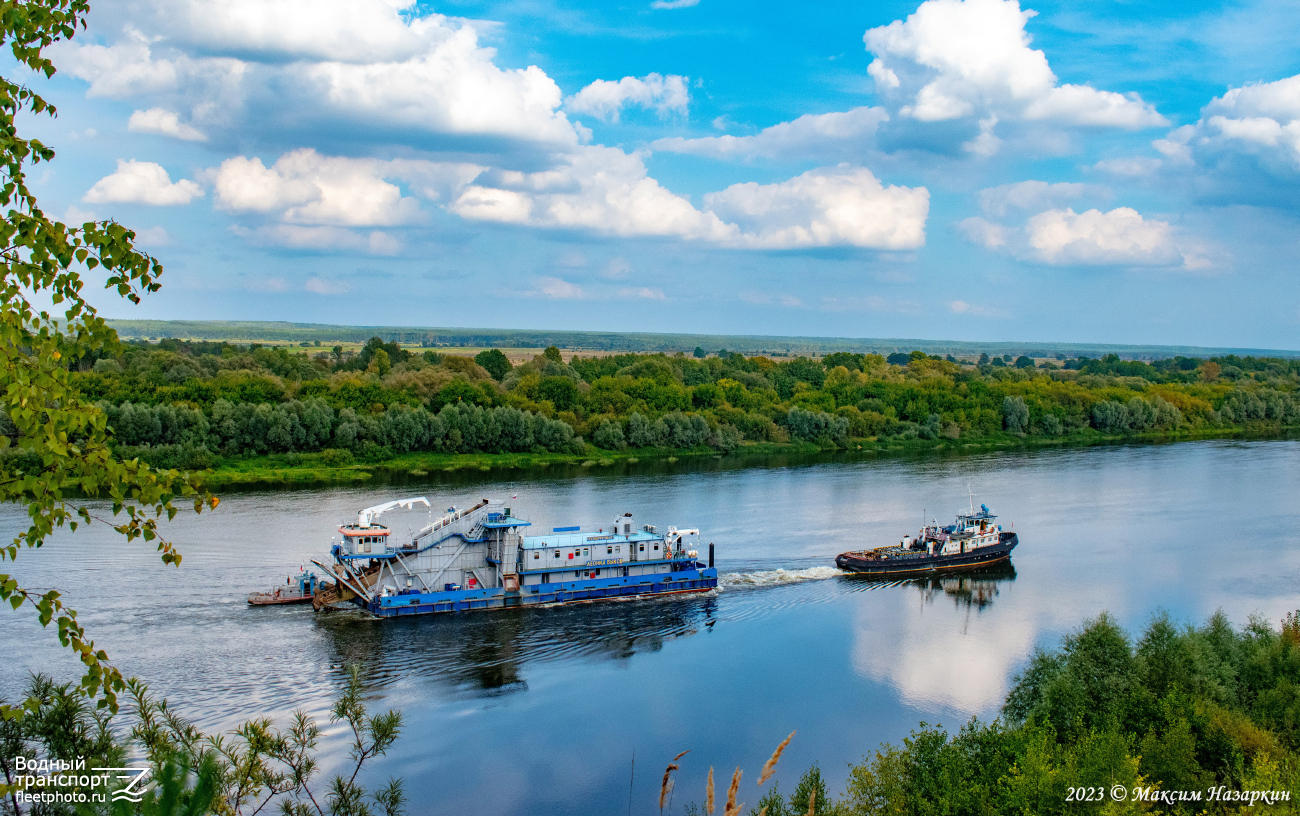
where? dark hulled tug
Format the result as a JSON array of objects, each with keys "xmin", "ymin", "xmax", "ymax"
[{"xmin": 836, "ymin": 501, "xmax": 1019, "ymax": 578}]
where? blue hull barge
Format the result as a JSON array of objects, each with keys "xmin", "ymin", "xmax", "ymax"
[
  {"xmin": 835, "ymin": 502, "xmax": 1019, "ymax": 578},
  {"xmin": 312, "ymin": 498, "xmax": 718, "ymax": 617}
]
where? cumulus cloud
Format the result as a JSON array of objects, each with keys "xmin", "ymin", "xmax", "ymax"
[
  {"xmin": 451, "ymin": 145, "xmax": 737, "ymax": 241},
  {"xmin": 566, "ymin": 73, "xmax": 690, "ymax": 122},
  {"xmin": 1024, "ymin": 207, "xmax": 1180, "ymax": 265},
  {"xmin": 864, "ymin": 0, "xmax": 1165, "ymax": 135},
  {"xmin": 212, "ymin": 149, "xmax": 423, "ymax": 226},
  {"xmin": 652, "ymin": 107, "xmax": 889, "ymax": 160},
  {"xmin": 703, "ymin": 165, "xmax": 929, "ymax": 250},
  {"xmin": 52, "ymin": 0, "xmax": 582, "ymax": 150},
  {"xmin": 1177, "ymin": 74, "xmax": 1300, "ymax": 176},
  {"xmin": 83, "ymin": 160, "xmax": 203, "ymax": 205},
  {"xmin": 128, "ymin": 107, "xmax": 207, "ymax": 141},
  {"xmin": 451, "ymin": 150, "xmax": 928, "ymax": 249},
  {"xmin": 963, "ymin": 205, "xmax": 1188, "ymax": 267}
]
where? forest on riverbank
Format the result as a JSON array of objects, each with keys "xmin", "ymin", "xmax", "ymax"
[
  {"xmin": 7, "ymin": 337, "xmax": 1299, "ymax": 480},
  {"xmin": 671, "ymin": 610, "xmax": 1300, "ymax": 815}
]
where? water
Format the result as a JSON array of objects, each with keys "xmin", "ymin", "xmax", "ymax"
[{"xmin": 3, "ymin": 440, "xmax": 1299, "ymax": 815}]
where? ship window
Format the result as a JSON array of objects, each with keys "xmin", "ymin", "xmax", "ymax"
[
  {"xmin": 533, "ymin": 552, "xmax": 539, "ymax": 560},
  {"xmin": 654, "ymin": 544, "xmax": 659, "ymax": 551},
  {"xmin": 616, "ymin": 545, "xmax": 621, "ymax": 553},
  {"xmin": 553, "ymin": 550, "xmax": 560, "ymax": 558},
  {"xmin": 607, "ymin": 546, "xmax": 613, "ymax": 555},
  {"xmin": 576, "ymin": 570, "xmax": 582, "ymax": 577},
  {"xmin": 639, "ymin": 543, "xmax": 645, "ymax": 552}
]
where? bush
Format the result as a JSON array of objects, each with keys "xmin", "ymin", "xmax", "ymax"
[
  {"xmin": 592, "ymin": 419, "xmax": 626, "ymax": 450},
  {"xmin": 320, "ymin": 448, "xmax": 355, "ymax": 466},
  {"xmin": 786, "ymin": 406, "xmax": 848, "ymax": 445},
  {"xmin": 1002, "ymin": 396, "xmax": 1029, "ymax": 433}
]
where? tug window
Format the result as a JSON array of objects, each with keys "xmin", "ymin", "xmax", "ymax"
[
  {"xmin": 653, "ymin": 544, "xmax": 659, "ymax": 551},
  {"xmin": 616, "ymin": 545, "xmax": 621, "ymax": 553},
  {"xmin": 554, "ymin": 550, "xmax": 560, "ymax": 558},
  {"xmin": 533, "ymin": 552, "xmax": 539, "ymax": 560},
  {"xmin": 582, "ymin": 548, "xmax": 588, "ymax": 556},
  {"xmin": 639, "ymin": 543, "xmax": 645, "ymax": 552},
  {"xmin": 607, "ymin": 546, "xmax": 613, "ymax": 555}
]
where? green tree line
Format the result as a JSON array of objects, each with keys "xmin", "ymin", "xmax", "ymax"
[{"xmin": 13, "ymin": 339, "xmax": 1299, "ymax": 469}]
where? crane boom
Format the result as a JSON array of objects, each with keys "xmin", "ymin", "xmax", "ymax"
[{"xmin": 357, "ymin": 496, "xmax": 430, "ymax": 527}]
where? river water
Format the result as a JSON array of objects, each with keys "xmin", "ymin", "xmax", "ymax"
[{"xmin": 3, "ymin": 440, "xmax": 1299, "ymax": 815}]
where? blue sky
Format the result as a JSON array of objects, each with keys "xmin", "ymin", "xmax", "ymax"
[{"xmin": 21, "ymin": 0, "xmax": 1300, "ymax": 348}]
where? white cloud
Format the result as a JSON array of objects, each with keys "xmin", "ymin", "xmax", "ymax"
[
  {"xmin": 304, "ymin": 276, "xmax": 352, "ymax": 294},
  {"xmin": 704, "ymin": 165, "xmax": 929, "ymax": 250},
  {"xmin": 532, "ymin": 276, "xmax": 586, "ymax": 299},
  {"xmin": 976, "ymin": 180, "xmax": 1103, "ymax": 216},
  {"xmin": 650, "ymin": 0, "xmax": 699, "ymax": 8},
  {"xmin": 1024, "ymin": 207, "xmax": 1181, "ymax": 266},
  {"xmin": 961, "ymin": 205, "xmax": 1202, "ymax": 268},
  {"xmin": 863, "ymin": 0, "xmax": 1165, "ymax": 135},
  {"xmin": 83, "ymin": 160, "xmax": 203, "ymax": 206},
  {"xmin": 652, "ymin": 106, "xmax": 889, "ymax": 160},
  {"xmin": 1179, "ymin": 75, "xmax": 1300, "ymax": 173},
  {"xmin": 566, "ymin": 73, "xmax": 690, "ymax": 122},
  {"xmin": 212, "ymin": 150, "xmax": 422, "ymax": 227},
  {"xmin": 53, "ymin": 1, "xmax": 582, "ymax": 150},
  {"xmin": 956, "ymin": 216, "xmax": 1007, "ymax": 248},
  {"xmin": 1093, "ymin": 157, "xmax": 1162, "ymax": 177},
  {"xmin": 948, "ymin": 299, "xmax": 1007, "ymax": 317},
  {"xmin": 453, "ymin": 150, "xmax": 927, "ymax": 249},
  {"xmin": 602, "ymin": 258, "xmax": 632, "ymax": 279},
  {"xmin": 619, "ymin": 286, "xmax": 666, "ymax": 299},
  {"xmin": 451, "ymin": 145, "xmax": 738, "ymax": 242},
  {"xmin": 128, "ymin": 108, "xmax": 207, "ymax": 141}
]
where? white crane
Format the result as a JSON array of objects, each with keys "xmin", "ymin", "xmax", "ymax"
[{"xmin": 356, "ymin": 497, "xmax": 430, "ymax": 528}]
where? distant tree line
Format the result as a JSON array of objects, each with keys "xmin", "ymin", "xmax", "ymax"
[{"xmin": 3, "ymin": 337, "xmax": 1291, "ymax": 467}]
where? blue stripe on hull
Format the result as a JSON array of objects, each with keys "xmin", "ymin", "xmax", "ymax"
[{"xmin": 359, "ymin": 567, "xmax": 719, "ymax": 617}]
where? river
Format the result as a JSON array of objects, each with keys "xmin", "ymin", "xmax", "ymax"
[{"xmin": 3, "ymin": 440, "xmax": 1299, "ymax": 815}]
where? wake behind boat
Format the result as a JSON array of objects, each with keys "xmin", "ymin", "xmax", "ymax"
[{"xmin": 835, "ymin": 501, "xmax": 1018, "ymax": 578}]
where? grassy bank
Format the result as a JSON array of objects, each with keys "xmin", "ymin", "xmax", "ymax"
[{"xmin": 195, "ymin": 424, "xmax": 1290, "ymax": 490}]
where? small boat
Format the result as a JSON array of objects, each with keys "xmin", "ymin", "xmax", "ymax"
[
  {"xmin": 248, "ymin": 571, "xmax": 320, "ymax": 605},
  {"xmin": 835, "ymin": 501, "xmax": 1018, "ymax": 577}
]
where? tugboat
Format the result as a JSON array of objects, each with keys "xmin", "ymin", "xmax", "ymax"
[
  {"xmin": 311, "ymin": 497, "xmax": 718, "ymax": 617},
  {"xmin": 835, "ymin": 499, "xmax": 1018, "ymax": 577},
  {"xmin": 248, "ymin": 570, "xmax": 320, "ymax": 605}
]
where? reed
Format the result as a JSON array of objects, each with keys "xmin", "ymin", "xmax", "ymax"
[
  {"xmin": 723, "ymin": 767, "xmax": 742, "ymax": 816},
  {"xmin": 659, "ymin": 750, "xmax": 690, "ymax": 813},
  {"xmin": 758, "ymin": 730, "xmax": 795, "ymax": 786},
  {"xmin": 705, "ymin": 766, "xmax": 714, "ymax": 815}
]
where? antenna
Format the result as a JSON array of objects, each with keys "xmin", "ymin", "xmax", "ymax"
[{"xmin": 968, "ymin": 484, "xmax": 975, "ymax": 514}]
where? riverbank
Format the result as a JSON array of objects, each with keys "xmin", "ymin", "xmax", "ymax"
[{"xmin": 195, "ymin": 422, "xmax": 1294, "ymax": 490}]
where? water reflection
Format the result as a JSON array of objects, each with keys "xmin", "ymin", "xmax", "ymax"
[
  {"xmin": 907, "ymin": 563, "xmax": 1017, "ymax": 612},
  {"xmin": 849, "ymin": 564, "xmax": 1023, "ymax": 715},
  {"xmin": 313, "ymin": 594, "xmax": 720, "ymax": 698}
]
